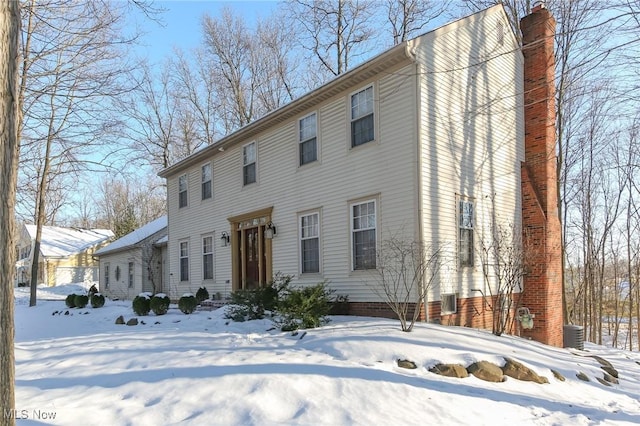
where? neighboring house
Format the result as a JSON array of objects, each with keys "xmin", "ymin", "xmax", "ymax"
[
  {"xmin": 15, "ymin": 225, "xmax": 114, "ymax": 287},
  {"xmin": 158, "ymin": 6, "xmax": 563, "ymax": 346},
  {"xmin": 95, "ymin": 216, "xmax": 168, "ymax": 300}
]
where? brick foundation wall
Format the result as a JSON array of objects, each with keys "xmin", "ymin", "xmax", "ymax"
[{"xmin": 519, "ymin": 5, "xmax": 564, "ymax": 347}]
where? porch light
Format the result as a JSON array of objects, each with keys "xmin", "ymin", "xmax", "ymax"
[
  {"xmin": 264, "ymin": 222, "xmax": 277, "ymax": 239},
  {"xmin": 220, "ymin": 231, "xmax": 230, "ymax": 247}
]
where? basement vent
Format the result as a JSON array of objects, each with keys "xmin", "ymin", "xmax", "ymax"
[{"xmin": 563, "ymin": 325, "xmax": 584, "ymax": 350}]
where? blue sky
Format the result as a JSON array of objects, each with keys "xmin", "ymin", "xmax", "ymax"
[{"xmin": 136, "ymin": 1, "xmax": 280, "ymax": 64}]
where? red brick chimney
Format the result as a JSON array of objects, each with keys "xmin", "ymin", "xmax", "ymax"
[{"xmin": 519, "ymin": 4, "xmax": 564, "ymax": 347}]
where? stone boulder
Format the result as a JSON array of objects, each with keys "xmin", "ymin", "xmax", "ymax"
[
  {"xmin": 501, "ymin": 357, "xmax": 549, "ymax": 384},
  {"xmin": 126, "ymin": 318, "xmax": 138, "ymax": 326},
  {"xmin": 467, "ymin": 361, "xmax": 504, "ymax": 382},
  {"xmin": 397, "ymin": 359, "xmax": 417, "ymax": 369},
  {"xmin": 115, "ymin": 315, "xmax": 125, "ymax": 325},
  {"xmin": 429, "ymin": 363, "xmax": 469, "ymax": 378}
]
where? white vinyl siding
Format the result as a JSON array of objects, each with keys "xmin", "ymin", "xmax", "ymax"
[
  {"xmin": 351, "ymin": 200, "xmax": 377, "ymax": 270},
  {"xmin": 299, "ymin": 113, "xmax": 317, "ymax": 165},
  {"xmin": 350, "ymin": 85, "xmax": 374, "ymax": 147},
  {"xmin": 300, "ymin": 212, "xmax": 320, "ymax": 273},
  {"xmin": 243, "ymin": 142, "xmax": 256, "ymax": 185},
  {"xmin": 178, "ymin": 174, "xmax": 188, "ymax": 208},
  {"xmin": 202, "ymin": 163, "xmax": 212, "ymax": 200}
]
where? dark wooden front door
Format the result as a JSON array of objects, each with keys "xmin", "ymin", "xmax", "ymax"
[{"xmin": 244, "ymin": 227, "xmax": 260, "ymax": 289}]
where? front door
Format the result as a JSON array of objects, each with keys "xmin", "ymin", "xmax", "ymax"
[{"xmin": 230, "ymin": 208, "xmax": 273, "ymax": 291}]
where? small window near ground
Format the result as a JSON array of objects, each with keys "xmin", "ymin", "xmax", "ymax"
[
  {"xmin": 202, "ymin": 163, "xmax": 212, "ymax": 200},
  {"xmin": 179, "ymin": 174, "xmax": 188, "ymax": 208},
  {"xmin": 351, "ymin": 85, "xmax": 374, "ymax": 147},
  {"xmin": 441, "ymin": 293, "xmax": 457, "ymax": 314}
]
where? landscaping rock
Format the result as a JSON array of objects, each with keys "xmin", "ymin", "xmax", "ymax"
[
  {"xmin": 126, "ymin": 318, "xmax": 138, "ymax": 326},
  {"xmin": 501, "ymin": 357, "xmax": 549, "ymax": 384},
  {"xmin": 596, "ymin": 377, "xmax": 611, "ymax": 387},
  {"xmin": 467, "ymin": 361, "xmax": 504, "ymax": 382},
  {"xmin": 551, "ymin": 369, "xmax": 566, "ymax": 382},
  {"xmin": 429, "ymin": 363, "xmax": 469, "ymax": 378},
  {"xmin": 603, "ymin": 372, "xmax": 619, "ymax": 385},
  {"xmin": 576, "ymin": 372, "xmax": 590, "ymax": 382},
  {"xmin": 601, "ymin": 365, "xmax": 618, "ymax": 379},
  {"xmin": 397, "ymin": 359, "xmax": 417, "ymax": 369},
  {"xmin": 115, "ymin": 315, "xmax": 125, "ymax": 325}
]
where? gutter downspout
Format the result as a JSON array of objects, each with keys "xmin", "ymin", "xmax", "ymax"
[{"xmin": 406, "ymin": 41, "xmax": 428, "ymax": 322}]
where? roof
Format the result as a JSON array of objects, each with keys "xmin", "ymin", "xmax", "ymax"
[
  {"xmin": 24, "ymin": 225, "xmax": 114, "ymax": 258},
  {"xmin": 94, "ymin": 216, "xmax": 167, "ymax": 256}
]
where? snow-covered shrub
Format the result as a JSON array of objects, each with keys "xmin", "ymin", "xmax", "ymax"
[
  {"xmin": 150, "ymin": 294, "xmax": 170, "ymax": 315},
  {"xmin": 276, "ymin": 281, "xmax": 332, "ymax": 331},
  {"xmin": 74, "ymin": 294, "xmax": 89, "ymax": 309},
  {"xmin": 178, "ymin": 294, "xmax": 197, "ymax": 314},
  {"xmin": 195, "ymin": 286, "xmax": 209, "ymax": 303},
  {"xmin": 91, "ymin": 293, "xmax": 105, "ymax": 308},
  {"xmin": 65, "ymin": 294, "xmax": 77, "ymax": 308},
  {"xmin": 132, "ymin": 293, "xmax": 151, "ymax": 316},
  {"xmin": 225, "ymin": 274, "xmax": 290, "ymax": 322}
]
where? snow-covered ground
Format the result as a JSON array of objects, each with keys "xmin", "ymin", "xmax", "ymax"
[{"xmin": 12, "ymin": 283, "xmax": 640, "ymax": 425}]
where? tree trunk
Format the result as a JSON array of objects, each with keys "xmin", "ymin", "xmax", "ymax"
[{"xmin": 0, "ymin": 0, "xmax": 21, "ymax": 423}]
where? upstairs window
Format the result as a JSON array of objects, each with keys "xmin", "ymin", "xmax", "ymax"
[
  {"xmin": 351, "ymin": 85, "xmax": 374, "ymax": 147},
  {"xmin": 202, "ymin": 236, "xmax": 213, "ymax": 280},
  {"xmin": 178, "ymin": 174, "xmax": 188, "ymax": 208},
  {"xmin": 299, "ymin": 113, "xmax": 317, "ymax": 166},
  {"xmin": 180, "ymin": 241, "xmax": 189, "ymax": 281},
  {"xmin": 243, "ymin": 142, "xmax": 256, "ymax": 185},
  {"xmin": 300, "ymin": 212, "xmax": 320, "ymax": 273},
  {"xmin": 351, "ymin": 200, "xmax": 376, "ymax": 270},
  {"xmin": 459, "ymin": 200, "xmax": 474, "ymax": 267},
  {"xmin": 202, "ymin": 163, "xmax": 212, "ymax": 200}
]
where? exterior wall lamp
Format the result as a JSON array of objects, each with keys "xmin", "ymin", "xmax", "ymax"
[
  {"xmin": 220, "ymin": 231, "xmax": 230, "ymax": 247},
  {"xmin": 264, "ymin": 222, "xmax": 277, "ymax": 239}
]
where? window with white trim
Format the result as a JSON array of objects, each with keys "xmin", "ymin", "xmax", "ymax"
[
  {"xmin": 243, "ymin": 142, "xmax": 256, "ymax": 185},
  {"xmin": 351, "ymin": 200, "xmax": 376, "ymax": 270},
  {"xmin": 299, "ymin": 113, "xmax": 317, "ymax": 166},
  {"xmin": 458, "ymin": 199, "xmax": 474, "ymax": 267},
  {"xmin": 202, "ymin": 236, "xmax": 214, "ymax": 280},
  {"xmin": 202, "ymin": 163, "xmax": 212, "ymax": 200},
  {"xmin": 441, "ymin": 293, "xmax": 457, "ymax": 314},
  {"xmin": 350, "ymin": 85, "xmax": 374, "ymax": 147},
  {"xmin": 178, "ymin": 174, "xmax": 188, "ymax": 208},
  {"xmin": 104, "ymin": 263, "xmax": 110, "ymax": 289},
  {"xmin": 300, "ymin": 212, "xmax": 320, "ymax": 273},
  {"xmin": 179, "ymin": 241, "xmax": 189, "ymax": 281},
  {"xmin": 128, "ymin": 262, "xmax": 134, "ymax": 288}
]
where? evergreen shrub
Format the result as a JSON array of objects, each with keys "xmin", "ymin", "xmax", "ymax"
[
  {"xmin": 195, "ymin": 286, "xmax": 209, "ymax": 303},
  {"xmin": 65, "ymin": 294, "xmax": 77, "ymax": 308},
  {"xmin": 132, "ymin": 293, "xmax": 151, "ymax": 316},
  {"xmin": 150, "ymin": 294, "xmax": 171, "ymax": 315},
  {"xmin": 91, "ymin": 293, "xmax": 105, "ymax": 308},
  {"xmin": 178, "ymin": 294, "xmax": 197, "ymax": 314}
]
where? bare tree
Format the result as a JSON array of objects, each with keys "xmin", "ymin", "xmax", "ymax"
[
  {"xmin": 0, "ymin": 0, "xmax": 20, "ymax": 422},
  {"xmin": 285, "ymin": 0, "xmax": 376, "ymax": 78},
  {"xmin": 386, "ymin": 0, "xmax": 451, "ymax": 44},
  {"xmin": 371, "ymin": 238, "xmax": 443, "ymax": 332}
]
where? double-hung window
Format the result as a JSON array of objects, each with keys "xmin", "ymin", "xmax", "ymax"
[
  {"xmin": 180, "ymin": 241, "xmax": 189, "ymax": 281},
  {"xmin": 128, "ymin": 262, "xmax": 134, "ymax": 288},
  {"xmin": 351, "ymin": 200, "xmax": 376, "ymax": 270},
  {"xmin": 104, "ymin": 263, "xmax": 110, "ymax": 289},
  {"xmin": 299, "ymin": 113, "xmax": 317, "ymax": 166},
  {"xmin": 351, "ymin": 85, "xmax": 374, "ymax": 147},
  {"xmin": 300, "ymin": 212, "xmax": 320, "ymax": 273},
  {"xmin": 202, "ymin": 236, "xmax": 213, "ymax": 280},
  {"xmin": 202, "ymin": 163, "xmax": 212, "ymax": 200},
  {"xmin": 243, "ymin": 142, "xmax": 256, "ymax": 185},
  {"xmin": 178, "ymin": 174, "xmax": 188, "ymax": 208},
  {"xmin": 459, "ymin": 199, "xmax": 474, "ymax": 267}
]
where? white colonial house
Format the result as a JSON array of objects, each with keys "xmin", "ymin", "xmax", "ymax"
[
  {"xmin": 95, "ymin": 216, "xmax": 168, "ymax": 300},
  {"xmin": 158, "ymin": 5, "xmax": 563, "ymax": 345}
]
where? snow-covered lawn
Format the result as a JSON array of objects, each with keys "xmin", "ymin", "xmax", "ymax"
[{"xmin": 12, "ymin": 284, "xmax": 640, "ymax": 425}]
